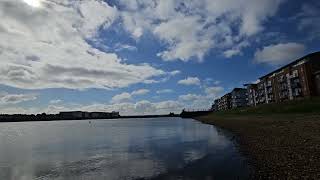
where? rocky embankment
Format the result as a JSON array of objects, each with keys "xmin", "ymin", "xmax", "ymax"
[{"xmin": 197, "ymin": 113, "xmax": 320, "ymax": 179}]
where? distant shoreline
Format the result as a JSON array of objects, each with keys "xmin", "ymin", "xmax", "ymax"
[
  {"xmin": 0, "ymin": 114, "xmax": 181, "ymax": 123},
  {"xmin": 0, "ymin": 110, "xmax": 215, "ymax": 123}
]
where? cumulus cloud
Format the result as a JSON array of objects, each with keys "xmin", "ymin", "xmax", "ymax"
[
  {"xmin": 49, "ymin": 99, "xmax": 63, "ymax": 104},
  {"xmin": 205, "ymin": 86, "xmax": 225, "ymax": 98},
  {"xmin": 0, "ymin": 92, "xmax": 37, "ymax": 105},
  {"xmin": 114, "ymin": 43, "xmax": 137, "ymax": 52},
  {"xmin": 156, "ymin": 89, "xmax": 173, "ymax": 94},
  {"xmin": 118, "ymin": 0, "xmax": 285, "ymax": 61},
  {"xmin": 169, "ymin": 70, "xmax": 181, "ymax": 76},
  {"xmin": 179, "ymin": 94, "xmax": 202, "ymax": 102},
  {"xmin": 223, "ymin": 41, "xmax": 249, "ymax": 58},
  {"xmin": 178, "ymin": 77, "xmax": 201, "ymax": 86},
  {"xmin": 111, "ymin": 89, "xmax": 150, "ymax": 103},
  {"xmin": 111, "ymin": 92, "xmax": 132, "ymax": 104},
  {"xmin": 0, "ymin": 85, "xmax": 224, "ymax": 114},
  {"xmin": 224, "ymin": 49, "xmax": 242, "ymax": 58},
  {"xmin": 131, "ymin": 89, "xmax": 150, "ymax": 96},
  {"xmin": 0, "ymin": 0, "xmax": 168, "ymax": 90},
  {"xmin": 179, "ymin": 86, "xmax": 224, "ymax": 110},
  {"xmin": 254, "ymin": 43, "xmax": 306, "ymax": 65}
]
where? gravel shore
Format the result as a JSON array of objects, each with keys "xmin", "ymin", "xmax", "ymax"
[{"xmin": 197, "ymin": 114, "xmax": 320, "ymax": 179}]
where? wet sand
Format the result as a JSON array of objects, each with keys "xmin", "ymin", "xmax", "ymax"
[{"xmin": 197, "ymin": 114, "xmax": 320, "ymax": 179}]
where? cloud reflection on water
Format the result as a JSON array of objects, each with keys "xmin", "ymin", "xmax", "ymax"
[{"xmin": 0, "ymin": 118, "xmax": 248, "ymax": 180}]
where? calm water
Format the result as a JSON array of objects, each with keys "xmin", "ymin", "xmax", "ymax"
[{"xmin": 0, "ymin": 118, "xmax": 250, "ymax": 180}]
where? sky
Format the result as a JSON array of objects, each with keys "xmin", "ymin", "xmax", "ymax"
[{"xmin": 0, "ymin": 0, "xmax": 319, "ymax": 115}]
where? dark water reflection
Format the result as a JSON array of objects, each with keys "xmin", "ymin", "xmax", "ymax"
[{"xmin": 0, "ymin": 118, "xmax": 250, "ymax": 180}]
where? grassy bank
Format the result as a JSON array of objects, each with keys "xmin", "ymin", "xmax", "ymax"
[{"xmin": 197, "ymin": 98, "xmax": 320, "ymax": 179}]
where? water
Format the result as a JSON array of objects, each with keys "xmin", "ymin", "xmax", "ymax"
[{"xmin": 0, "ymin": 118, "xmax": 250, "ymax": 180}]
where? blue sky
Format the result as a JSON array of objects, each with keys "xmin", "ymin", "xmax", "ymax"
[{"xmin": 0, "ymin": 0, "xmax": 319, "ymax": 115}]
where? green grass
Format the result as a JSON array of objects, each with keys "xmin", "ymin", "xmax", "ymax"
[{"xmin": 214, "ymin": 97, "xmax": 320, "ymax": 116}]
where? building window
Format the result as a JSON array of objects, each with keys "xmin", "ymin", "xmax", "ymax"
[{"xmin": 292, "ymin": 70, "xmax": 299, "ymax": 78}]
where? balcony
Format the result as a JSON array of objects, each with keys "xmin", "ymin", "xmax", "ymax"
[
  {"xmin": 291, "ymin": 82, "xmax": 301, "ymax": 89},
  {"xmin": 257, "ymin": 84, "xmax": 264, "ymax": 90},
  {"xmin": 291, "ymin": 78, "xmax": 300, "ymax": 84},
  {"xmin": 292, "ymin": 88, "xmax": 302, "ymax": 97},
  {"xmin": 266, "ymin": 81, "xmax": 272, "ymax": 87},
  {"xmin": 278, "ymin": 76, "xmax": 286, "ymax": 83},
  {"xmin": 291, "ymin": 71, "xmax": 299, "ymax": 78},
  {"xmin": 279, "ymin": 95, "xmax": 288, "ymax": 100}
]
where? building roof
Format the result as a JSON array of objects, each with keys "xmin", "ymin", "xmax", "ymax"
[
  {"xmin": 244, "ymin": 83, "xmax": 257, "ymax": 86},
  {"xmin": 222, "ymin": 93, "xmax": 231, "ymax": 98},
  {"xmin": 231, "ymin": 88, "xmax": 246, "ymax": 92},
  {"xmin": 259, "ymin": 51, "xmax": 320, "ymax": 80}
]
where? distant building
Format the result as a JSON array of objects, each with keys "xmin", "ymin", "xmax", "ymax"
[
  {"xmin": 220, "ymin": 93, "xmax": 231, "ymax": 111},
  {"xmin": 210, "ymin": 103, "xmax": 215, "ymax": 111},
  {"xmin": 59, "ymin": 111, "xmax": 120, "ymax": 119},
  {"xmin": 244, "ymin": 84, "xmax": 258, "ymax": 106},
  {"xmin": 89, "ymin": 112, "xmax": 111, "ymax": 119},
  {"xmin": 83, "ymin": 112, "xmax": 90, "ymax": 119},
  {"xmin": 111, "ymin": 111, "xmax": 120, "ymax": 117},
  {"xmin": 256, "ymin": 52, "xmax": 320, "ymax": 104},
  {"xmin": 230, "ymin": 88, "xmax": 248, "ymax": 109},
  {"xmin": 214, "ymin": 99, "xmax": 221, "ymax": 111},
  {"xmin": 59, "ymin": 111, "xmax": 84, "ymax": 119}
]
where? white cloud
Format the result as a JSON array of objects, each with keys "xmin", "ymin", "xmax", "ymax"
[
  {"xmin": 143, "ymin": 70, "xmax": 180, "ymax": 84},
  {"xmin": 49, "ymin": 99, "xmax": 63, "ymax": 104},
  {"xmin": 169, "ymin": 70, "xmax": 181, "ymax": 76},
  {"xmin": 179, "ymin": 86, "xmax": 224, "ymax": 110},
  {"xmin": 179, "ymin": 94, "xmax": 202, "ymax": 102},
  {"xmin": 111, "ymin": 89, "xmax": 150, "ymax": 103},
  {"xmin": 154, "ymin": 15, "xmax": 213, "ymax": 62},
  {"xmin": 131, "ymin": 89, "xmax": 150, "ymax": 95},
  {"xmin": 0, "ymin": 92, "xmax": 37, "ymax": 105},
  {"xmin": 224, "ymin": 49, "xmax": 242, "ymax": 58},
  {"xmin": 114, "ymin": 43, "xmax": 137, "ymax": 52},
  {"xmin": 0, "ymin": 0, "xmax": 167, "ymax": 90},
  {"xmin": 205, "ymin": 86, "xmax": 225, "ymax": 98},
  {"xmin": 178, "ymin": 77, "xmax": 201, "ymax": 86},
  {"xmin": 0, "ymin": 107, "xmax": 37, "ymax": 115},
  {"xmin": 250, "ymin": 79, "xmax": 260, "ymax": 84},
  {"xmin": 118, "ymin": 0, "xmax": 286, "ymax": 61},
  {"xmin": 111, "ymin": 92, "xmax": 132, "ymax": 104},
  {"xmin": 254, "ymin": 43, "xmax": 306, "ymax": 65},
  {"xmin": 0, "ymin": 85, "xmax": 224, "ymax": 114},
  {"xmin": 223, "ymin": 41, "xmax": 250, "ymax": 58},
  {"xmin": 156, "ymin": 89, "xmax": 173, "ymax": 94}
]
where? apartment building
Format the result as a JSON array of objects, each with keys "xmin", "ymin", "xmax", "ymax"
[
  {"xmin": 219, "ymin": 93, "xmax": 231, "ymax": 111},
  {"xmin": 231, "ymin": 88, "xmax": 248, "ymax": 109},
  {"xmin": 213, "ymin": 52, "xmax": 320, "ymax": 110},
  {"xmin": 256, "ymin": 52, "xmax": 320, "ymax": 103},
  {"xmin": 213, "ymin": 99, "xmax": 221, "ymax": 111},
  {"xmin": 244, "ymin": 84, "xmax": 258, "ymax": 106}
]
